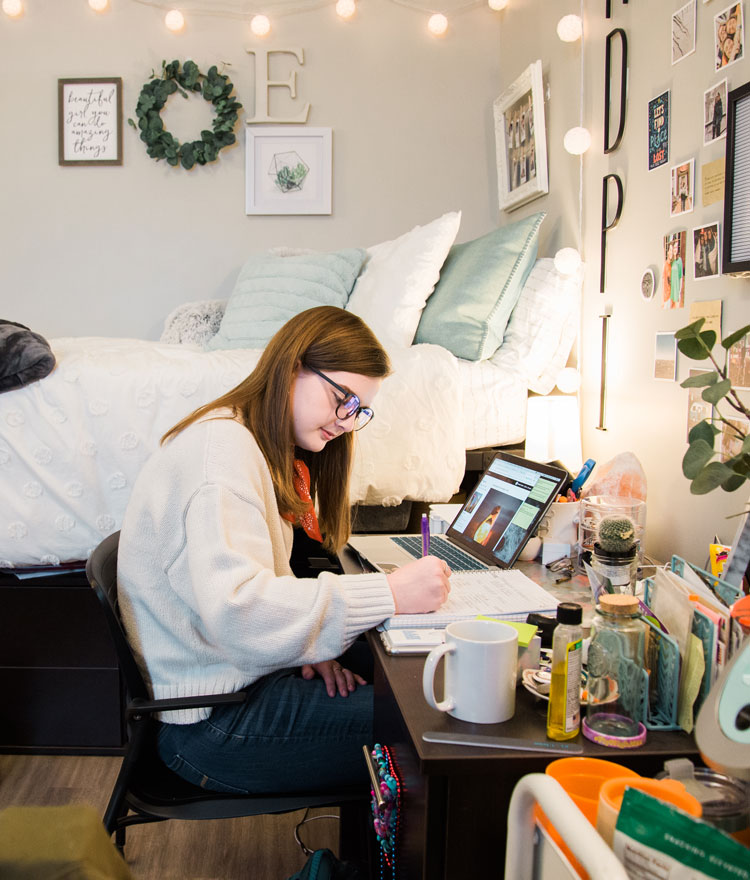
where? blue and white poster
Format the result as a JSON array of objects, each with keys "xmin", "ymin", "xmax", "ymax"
[{"xmin": 648, "ymin": 91, "xmax": 670, "ymax": 171}]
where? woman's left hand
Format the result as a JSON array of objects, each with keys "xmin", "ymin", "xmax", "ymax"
[{"xmin": 301, "ymin": 660, "xmax": 366, "ymax": 697}]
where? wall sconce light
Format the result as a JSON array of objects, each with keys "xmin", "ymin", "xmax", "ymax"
[
  {"xmin": 2, "ymin": 0, "xmax": 23, "ymax": 18},
  {"xmin": 556, "ymin": 14, "xmax": 582, "ymax": 42},
  {"xmin": 563, "ymin": 126, "xmax": 591, "ymax": 155},
  {"xmin": 165, "ymin": 9, "xmax": 185, "ymax": 32},
  {"xmin": 488, "ymin": 0, "xmax": 509, "ymax": 10},
  {"xmin": 251, "ymin": 14, "xmax": 271, "ymax": 36},
  {"xmin": 336, "ymin": 0, "xmax": 356, "ymax": 19},
  {"xmin": 88, "ymin": 0, "xmax": 109, "ymax": 11},
  {"xmin": 427, "ymin": 14, "xmax": 448, "ymax": 36},
  {"xmin": 525, "ymin": 396, "xmax": 583, "ymax": 473}
]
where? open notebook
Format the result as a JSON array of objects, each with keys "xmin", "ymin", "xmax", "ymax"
[{"xmin": 379, "ymin": 569, "xmax": 559, "ymax": 630}]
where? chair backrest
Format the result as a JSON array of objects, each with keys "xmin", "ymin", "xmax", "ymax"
[{"xmin": 86, "ymin": 531, "xmax": 151, "ymax": 703}]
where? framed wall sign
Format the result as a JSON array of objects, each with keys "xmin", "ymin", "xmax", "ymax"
[
  {"xmin": 493, "ymin": 60, "xmax": 548, "ymax": 213},
  {"xmin": 722, "ymin": 79, "xmax": 750, "ymax": 276},
  {"xmin": 58, "ymin": 77, "xmax": 123, "ymax": 166},
  {"xmin": 245, "ymin": 126, "xmax": 332, "ymax": 215}
]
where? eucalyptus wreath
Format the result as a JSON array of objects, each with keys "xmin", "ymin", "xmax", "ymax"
[{"xmin": 129, "ymin": 59, "xmax": 242, "ymax": 169}]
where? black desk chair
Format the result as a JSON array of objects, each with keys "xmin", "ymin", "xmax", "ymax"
[{"xmin": 86, "ymin": 531, "xmax": 370, "ymax": 864}]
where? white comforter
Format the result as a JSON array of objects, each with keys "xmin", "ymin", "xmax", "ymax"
[{"xmin": 0, "ymin": 337, "xmax": 465, "ymax": 565}]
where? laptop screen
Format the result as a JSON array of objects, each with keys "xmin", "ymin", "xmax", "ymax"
[{"xmin": 445, "ymin": 451, "xmax": 568, "ymax": 569}]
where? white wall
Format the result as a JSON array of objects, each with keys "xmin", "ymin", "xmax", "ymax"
[
  {"xmin": 499, "ymin": 0, "xmax": 750, "ymax": 564},
  {"xmin": 0, "ymin": 0, "xmax": 501, "ymax": 340}
]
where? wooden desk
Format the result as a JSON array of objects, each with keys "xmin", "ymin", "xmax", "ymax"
[{"xmin": 357, "ymin": 559, "xmax": 699, "ymax": 879}]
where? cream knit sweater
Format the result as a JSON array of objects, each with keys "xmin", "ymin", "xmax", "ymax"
[{"xmin": 117, "ymin": 413, "xmax": 394, "ymax": 724}]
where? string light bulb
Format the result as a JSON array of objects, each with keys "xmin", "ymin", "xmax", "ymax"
[
  {"xmin": 554, "ymin": 247, "xmax": 583, "ymax": 276},
  {"xmin": 427, "ymin": 13, "xmax": 448, "ymax": 36},
  {"xmin": 250, "ymin": 14, "xmax": 271, "ymax": 35},
  {"xmin": 488, "ymin": 0, "xmax": 509, "ymax": 9},
  {"xmin": 336, "ymin": 0, "xmax": 356, "ymax": 19},
  {"xmin": 2, "ymin": 0, "xmax": 23, "ymax": 17},
  {"xmin": 556, "ymin": 14, "xmax": 582, "ymax": 42},
  {"xmin": 88, "ymin": 0, "xmax": 109, "ymax": 11},
  {"xmin": 165, "ymin": 9, "xmax": 185, "ymax": 32},
  {"xmin": 563, "ymin": 126, "xmax": 591, "ymax": 155},
  {"xmin": 556, "ymin": 367, "xmax": 582, "ymax": 394}
]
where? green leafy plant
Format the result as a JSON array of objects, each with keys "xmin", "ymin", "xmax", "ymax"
[
  {"xmin": 677, "ymin": 318, "xmax": 750, "ymax": 495},
  {"xmin": 128, "ymin": 59, "xmax": 242, "ymax": 170}
]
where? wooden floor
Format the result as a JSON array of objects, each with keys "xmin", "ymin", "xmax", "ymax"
[{"xmin": 0, "ymin": 753, "xmax": 340, "ymax": 879}]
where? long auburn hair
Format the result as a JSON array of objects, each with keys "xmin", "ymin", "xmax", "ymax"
[{"xmin": 162, "ymin": 306, "xmax": 391, "ymax": 553}]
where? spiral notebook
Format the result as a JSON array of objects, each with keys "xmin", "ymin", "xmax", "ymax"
[{"xmin": 379, "ymin": 569, "xmax": 558, "ymax": 630}]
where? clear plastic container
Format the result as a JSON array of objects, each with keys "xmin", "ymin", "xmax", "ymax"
[
  {"xmin": 584, "ymin": 594, "xmax": 648, "ymax": 744},
  {"xmin": 577, "ymin": 496, "xmax": 646, "ymax": 569}
]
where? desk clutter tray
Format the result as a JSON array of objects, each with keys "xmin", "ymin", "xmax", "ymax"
[{"xmin": 640, "ymin": 555, "xmax": 742, "ymax": 732}]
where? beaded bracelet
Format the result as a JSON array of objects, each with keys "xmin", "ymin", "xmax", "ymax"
[{"xmin": 369, "ymin": 743, "xmax": 401, "ymax": 879}]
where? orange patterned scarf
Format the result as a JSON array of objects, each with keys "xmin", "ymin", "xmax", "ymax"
[{"xmin": 281, "ymin": 459, "xmax": 323, "ymax": 542}]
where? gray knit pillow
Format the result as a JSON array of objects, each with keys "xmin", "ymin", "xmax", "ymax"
[{"xmin": 0, "ymin": 320, "xmax": 56, "ymax": 393}]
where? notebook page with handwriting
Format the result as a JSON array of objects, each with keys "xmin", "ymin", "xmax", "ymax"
[{"xmin": 380, "ymin": 569, "xmax": 558, "ymax": 630}]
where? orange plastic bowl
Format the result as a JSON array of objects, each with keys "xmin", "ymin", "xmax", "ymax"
[{"xmin": 545, "ymin": 757, "xmax": 641, "ymax": 824}]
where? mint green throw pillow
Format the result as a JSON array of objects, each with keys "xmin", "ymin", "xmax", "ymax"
[
  {"xmin": 206, "ymin": 248, "xmax": 366, "ymax": 350},
  {"xmin": 414, "ymin": 212, "xmax": 545, "ymax": 361}
]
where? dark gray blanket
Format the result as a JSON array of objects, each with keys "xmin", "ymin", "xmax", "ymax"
[{"xmin": 0, "ymin": 320, "xmax": 56, "ymax": 393}]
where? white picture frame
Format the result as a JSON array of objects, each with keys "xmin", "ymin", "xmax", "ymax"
[
  {"xmin": 493, "ymin": 60, "xmax": 548, "ymax": 213},
  {"xmin": 245, "ymin": 126, "xmax": 332, "ymax": 215}
]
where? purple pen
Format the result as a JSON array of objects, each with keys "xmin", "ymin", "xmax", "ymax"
[{"xmin": 421, "ymin": 512, "xmax": 430, "ymax": 556}]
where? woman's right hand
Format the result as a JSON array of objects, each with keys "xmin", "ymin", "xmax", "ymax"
[{"xmin": 386, "ymin": 556, "xmax": 451, "ymax": 614}]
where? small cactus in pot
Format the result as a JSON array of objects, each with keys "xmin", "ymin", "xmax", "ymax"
[{"xmin": 595, "ymin": 515, "xmax": 637, "ymax": 556}]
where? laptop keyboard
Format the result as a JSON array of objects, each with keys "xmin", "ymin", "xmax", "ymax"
[{"xmin": 391, "ymin": 535, "xmax": 489, "ymax": 571}]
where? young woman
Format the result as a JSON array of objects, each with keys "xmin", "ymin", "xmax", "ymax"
[{"xmin": 117, "ymin": 306, "xmax": 450, "ymax": 794}]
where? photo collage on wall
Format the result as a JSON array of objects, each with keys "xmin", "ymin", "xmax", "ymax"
[
  {"xmin": 648, "ymin": 1, "xmax": 743, "ymax": 414},
  {"xmin": 505, "ymin": 90, "xmax": 536, "ymax": 193}
]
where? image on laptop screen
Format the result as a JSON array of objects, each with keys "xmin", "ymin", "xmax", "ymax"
[{"xmin": 446, "ymin": 453, "xmax": 567, "ymax": 569}]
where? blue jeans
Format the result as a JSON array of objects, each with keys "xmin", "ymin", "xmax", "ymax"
[{"xmin": 156, "ymin": 642, "xmax": 373, "ymax": 794}]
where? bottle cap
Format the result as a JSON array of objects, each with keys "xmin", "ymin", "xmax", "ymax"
[
  {"xmin": 599, "ymin": 594, "xmax": 639, "ymax": 615},
  {"xmin": 557, "ymin": 602, "xmax": 582, "ymax": 625}
]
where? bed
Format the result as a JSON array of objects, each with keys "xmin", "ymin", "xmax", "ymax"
[{"xmin": 0, "ymin": 211, "xmax": 581, "ymax": 566}]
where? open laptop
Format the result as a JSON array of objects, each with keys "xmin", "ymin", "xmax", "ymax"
[{"xmin": 348, "ymin": 451, "xmax": 567, "ymax": 573}]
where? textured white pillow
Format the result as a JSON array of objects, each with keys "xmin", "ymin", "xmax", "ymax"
[
  {"xmin": 346, "ymin": 211, "xmax": 461, "ymax": 349},
  {"xmin": 490, "ymin": 257, "xmax": 583, "ymax": 394}
]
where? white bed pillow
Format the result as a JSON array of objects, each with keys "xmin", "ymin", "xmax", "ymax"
[
  {"xmin": 491, "ymin": 257, "xmax": 583, "ymax": 394},
  {"xmin": 346, "ymin": 211, "xmax": 461, "ymax": 349}
]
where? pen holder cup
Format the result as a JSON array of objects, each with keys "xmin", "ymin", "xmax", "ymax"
[{"xmin": 577, "ymin": 496, "xmax": 646, "ymax": 571}]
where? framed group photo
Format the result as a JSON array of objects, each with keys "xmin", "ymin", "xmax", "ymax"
[
  {"xmin": 245, "ymin": 126, "xmax": 332, "ymax": 215},
  {"xmin": 493, "ymin": 60, "xmax": 548, "ymax": 213}
]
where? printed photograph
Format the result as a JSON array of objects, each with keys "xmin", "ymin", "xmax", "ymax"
[
  {"xmin": 693, "ymin": 223, "xmax": 721, "ymax": 279},
  {"xmin": 648, "ymin": 91, "xmax": 670, "ymax": 170},
  {"xmin": 673, "ymin": 1, "xmax": 698, "ymax": 64},
  {"xmin": 728, "ymin": 333, "xmax": 750, "ymax": 388},
  {"xmin": 670, "ymin": 159, "xmax": 695, "ymax": 216},
  {"xmin": 654, "ymin": 332, "xmax": 677, "ymax": 380},
  {"xmin": 704, "ymin": 79, "xmax": 728, "ymax": 144},
  {"xmin": 687, "ymin": 370, "xmax": 713, "ymax": 440},
  {"xmin": 715, "ymin": 3, "xmax": 744, "ymax": 69},
  {"xmin": 721, "ymin": 417, "xmax": 749, "ymax": 461},
  {"xmin": 662, "ymin": 231, "xmax": 687, "ymax": 309}
]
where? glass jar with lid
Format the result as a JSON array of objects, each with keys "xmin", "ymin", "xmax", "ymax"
[{"xmin": 583, "ymin": 594, "xmax": 648, "ymax": 747}]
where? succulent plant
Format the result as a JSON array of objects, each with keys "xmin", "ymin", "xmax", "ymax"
[{"xmin": 596, "ymin": 515, "xmax": 637, "ymax": 554}]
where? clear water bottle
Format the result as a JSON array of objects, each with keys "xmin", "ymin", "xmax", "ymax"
[{"xmin": 583, "ymin": 594, "xmax": 648, "ymax": 746}]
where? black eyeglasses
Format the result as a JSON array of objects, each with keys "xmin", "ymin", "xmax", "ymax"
[{"xmin": 306, "ymin": 366, "xmax": 374, "ymax": 430}]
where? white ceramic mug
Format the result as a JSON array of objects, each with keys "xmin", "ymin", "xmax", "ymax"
[{"xmin": 422, "ymin": 619, "xmax": 518, "ymax": 724}]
